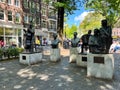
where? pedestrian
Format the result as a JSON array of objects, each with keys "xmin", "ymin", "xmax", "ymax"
[
  {"xmin": 1, "ymin": 40, "xmax": 4, "ymax": 47},
  {"xmin": 113, "ymin": 41, "xmax": 120, "ymax": 53},
  {"xmin": 109, "ymin": 40, "xmax": 117, "ymax": 53}
]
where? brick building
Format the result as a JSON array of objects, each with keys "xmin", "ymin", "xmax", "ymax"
[
  {"xmin": 0, "ymin": 0, "xmax": 57, "ymax": 47},
  {"xmin": 112, "ymin": 28, "xmax": 120, "ymax": 39}
]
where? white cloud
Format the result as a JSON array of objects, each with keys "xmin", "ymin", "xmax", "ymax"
[{"xmin": 74, "ymin": 11, "xmax": 93, "ymax": 22}]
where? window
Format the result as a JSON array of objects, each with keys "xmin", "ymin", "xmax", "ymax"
[
  {"xmin": 29, "ymin": 15, "xmax": 32, "ymax": 22},
  {"xmin": 8, "ymin": 11, "xmax": 12, "ymax": 21},
  {"xmin": 41, "ymin": 19, "xmax": 47, "ymax": 28},
  {"xmin": 15, "ymin": 0, "xmax": 20, "ymax": 7},
  {"xmin": 42, "ymin": 8, "xmax": 47, "ymax": 16},
  {"xmin": 0, "ymin": 0, "xmax": 5, "ymax": 3},
  {"xmin": 49, "ymin": 10, "xmax": 56, "ymax": 18},
  {"xmin": 8, "ymin": 0, "xmax": 11, "ymax": 5},
  {"xmin": 49, "ymin": 21, "xmax": 56, "ymax": 29},
  {"xmin": 0, "ymin": 9, "xmax": 4, "ymax": 20},
  {"xmin": 24, "ymin": 14, "xmax": 28, "ymax": 23},
  {"xmin": 30, "ymin": 1, "xmax": 35, "ymax": 13},
  {"xmin": 23, "ymin": 0, "xmax": 28, "ymax": 8},
  {"xmin": 36, "ymin": 3, "xmax": 39, "ymax": 12},
  {"xmin": 15, "ymin": 13, "xmax": 20, "ymax": 23},
  {"xmin": 0, "ymin": 27, "xmax": 4, "ymax": 35},
  {"xmin": 36, "ymin": 17, "xmax": 40, "ymax": 24}
]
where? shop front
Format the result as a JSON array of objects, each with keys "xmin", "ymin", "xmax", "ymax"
[{"xmin": 0, "ymin": 23, "xmax": 23, "ymax": 47}]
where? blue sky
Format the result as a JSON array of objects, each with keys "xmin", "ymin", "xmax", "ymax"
[{"xmin": 66, "ymin": 6, "xmax": 90, "ymax": 27}]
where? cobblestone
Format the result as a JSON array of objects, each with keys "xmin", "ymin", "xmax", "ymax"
[{"xmin": 0, "ymin": 48, "xmax": 120, "ymax": 90}]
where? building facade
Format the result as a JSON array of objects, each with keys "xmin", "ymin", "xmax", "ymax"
[
  {"xmin": 0, "ymin": 0, "xmax": 23, "ymax": 47},
  {"xmin": 112, "ymin": 28, "xmax": 120, "ymax": 39},
  {"xmin": 0, "ymin": 0, "xmax": 58, "ymax": 47}
]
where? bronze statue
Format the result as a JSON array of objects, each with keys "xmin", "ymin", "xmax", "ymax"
[
  {"xmin": 51, "ymin": 33, "xmax": 60, "ymax": 49},
  {"xmin": 71, "ymin": 32, "xmax": 80, "ymax": 47},
  {"xmin": 88, "ymin": 29, "xmax": 103, "ymax": 53},
  {"xmin": 81, "ymin": 30, "xmax": 92, "ymax": 53},
  {"xmin": 24, "ymin": 23, "xmax": 35, "ymax": 52},
  {"xmin": 100, "ymin": 19, "xmax": 112, "ymax": 53}
]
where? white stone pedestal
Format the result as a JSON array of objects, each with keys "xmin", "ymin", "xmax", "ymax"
[
  {"xmin": 19, "ymin": 52, "xmax": 42, "ymax": 65},
  {"xmin": 69, "ymin": 47, "xmax": 78, "ymax": 63},
  {"xmin": 50, "ymin": 48, "xmax": 60, "ymax": 62},
  {"xmin": 87, "ymin": 54, "xmax": 114, "ymax": 79},
  {"xmin": 76, "ymin": 54, "xmax": 87, "ymax": 67}
]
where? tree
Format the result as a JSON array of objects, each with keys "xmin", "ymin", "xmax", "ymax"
[
  {"xmin": 114, "ymin": 19, "xmax": 120, "ymax": 28},
  {"xmin": 44, "ymin": 0, "xmax": 87, "ymax": 39},
  {"xmin": 85, "ymin": 0, "xmax": 120, "ymax": 27},
  {"xmin": 64, "ymin": 24, "xmax": 77, "ymax": 39},
  {"xmin": 79, "ymin": 12, "xmax": 104, "ymax": 35}
]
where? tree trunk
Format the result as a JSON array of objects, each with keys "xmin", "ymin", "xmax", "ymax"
[{"xmin": 57, "ymin": 6, "xmax": 64, "ymax": 44}]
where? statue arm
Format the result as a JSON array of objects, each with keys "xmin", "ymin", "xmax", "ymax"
[{"xmin": 23, "ymin": 29, "xmax": 27, "ymax": 33}]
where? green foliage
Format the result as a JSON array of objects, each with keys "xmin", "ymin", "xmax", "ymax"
[
  {"xmin": 45, "ymin": 0, "xmax": 86, "ymax": 14},
  {"xmin": 85, "ymin": 0, "xmax": 120, "ymax": 27},
  {"xmin": 44, "ymin": 0, "xmax": 87, "ymax": 38},
  {"xmin": 0, "ymin": 47, "xmax": 24, "ymax": 59},
  {"xmin": 0, "ymin": 48, "xmax": 3, "ymax": 59},
  {"xmin": 64, "ymin": 24, "xmax": 77, "ymax": 39},
  {"xmin": 114, "ymin": 19, "xmax": 120, "ymax": 28},
  {"xmin": 79, "ymin": 12, "xmax": 105, "ymax": 34}
]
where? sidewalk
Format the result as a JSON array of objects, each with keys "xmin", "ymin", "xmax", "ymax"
[{"xmin": 0, "ymin": 48, "xmax": 120, "ymax": 90}]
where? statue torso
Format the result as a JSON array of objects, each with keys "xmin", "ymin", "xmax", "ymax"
[
  {"xmin": 71, "ymin": 37, "xmax": 80, "ymax": 47},
  {"xmin": 51, "ymin": 39, "xmax": 59, "ymax": 48}
]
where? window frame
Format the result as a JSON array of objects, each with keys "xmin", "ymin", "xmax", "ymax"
[
  {"xmin": 0, "ymin": 8, "xmax": 4, "ymax": 20},
  {"xmin": 15, "ymin": 12, "xmax": 20, "ymax": 23},
  {"xmin": 15, "ymin": 0, "xmax": 20, "ymax": 7},
  {"xmin": 8, "ymin": 11, "xmax": 12, "ymax": 21},
  {"xmin": 8, "ymin": 0, "xmax": 12, "ymax": 5},
  {"xmin": 24, "ymin": 14, "xmax": 29, "ymax": 23}
]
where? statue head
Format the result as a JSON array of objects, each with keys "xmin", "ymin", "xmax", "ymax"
[
  {"xmin": 101, "ymin": 19, "xmax": 107, "ymax": 27},
  {"xmin": 73, "ymin": 32, "xmax": 77, "ymax": 38},
  {"xmin": 94, "ymin": 28, "xmax": 100, "ymax": 36},
  {"xmin": 53, "ymin": 33, "xmax": 57, "ymax": 40},
  {"xmin": 88, "ymin": 30, "xmax": 92, "ymax": 35}
]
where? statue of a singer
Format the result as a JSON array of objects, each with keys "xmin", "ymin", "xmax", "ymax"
[
  {"xmin": 50, "ymin": 33, "xmax": 61, "ymax": 62},
  {"xmin": 100, "ymin": 19, "xmax": 112, "ymax": 53},
  {"xmin": 88, "ymin": 29, "xmax": 102, "ymax": 53},
  {"xmin": 23, "ymin": 22, "xmax": 35, "ymax": 53},
  {"xmin": 71, "ymin": 32, "xmax": 80, "ymax": 47},
  {"xmin": 69, "ymin": 32, "xmax": 80, "ymax": 63},
  {"xmin": 51, "ymin": 33, "xmax": 60, "ymax": 49}
]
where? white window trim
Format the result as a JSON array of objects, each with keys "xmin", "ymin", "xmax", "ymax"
[
  {"xmin": 15, "ymin": 0, "xmax": 20, "ymax": 7},
  {"xmin": 8, "ymin": 11, "xmax": 12, "ymax": 22},
  {"xmin": 8, "ymin": 0, "xmax": 12, "ymax": 5}
]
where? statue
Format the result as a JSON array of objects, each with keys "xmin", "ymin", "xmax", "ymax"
[
  {"xmin": 23, "ymin": 23, "xmax": 35, "ymax": 53},
  {"xmin": 71, "ymin": 32, "xmax": 80, "ymax": 47},
  {"xmin": 69, "ymin": 32, "xmax": 80, "ymax": 63},
  {"xmin": 81, "ymin": 30, "xmax": 92, "ymax": 53},
  {"xmin": 88, "ymin": 29, "xmax": 103, "ymax": 53},
  {"xmin": 51, "ymin": 33, "xmax": 60, "ymax": 49},
  {"xmin": 99, "ymin": 19, "xmax": 112, "ymax": 53},
  {"xmin": 50, "ymin": 33, "xmax": 61, "ymax": 62}
]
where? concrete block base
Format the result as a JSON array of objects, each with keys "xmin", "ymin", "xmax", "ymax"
[
  {"xmin": 69, "ymin": 47, "xmax": 78, "ymax": 63},
  {"xmin": 87, "ymin": 53, "xmax": 114, "ymax": 79},
  {"xmin": 50, "ymin": 48, "xmax": 60, "ymax": 62},
  {"xmin": 76, "ymin": 54, "xmax": 87, "ymax": 67},
  {"xmin": 19, "ymin": 52, "xmax": 42, "ymax": 65}
]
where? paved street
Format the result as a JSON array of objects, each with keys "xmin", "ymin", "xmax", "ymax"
[{"xmin": 0, "ymin": 48, "xmax": 120, "ymax": 90}]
